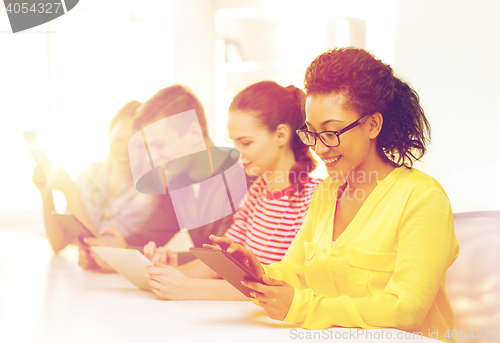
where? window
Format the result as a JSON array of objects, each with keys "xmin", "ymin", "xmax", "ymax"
[{"xmin": 0, "ymin": 1, "xmax": 173, "ymax": 214}]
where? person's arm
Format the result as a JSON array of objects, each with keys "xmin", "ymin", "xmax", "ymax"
[
  {"xmin": 186, "ymin": 279, "xmax": 249, "ymax": 300},
  {"xmin": 39, "ymin": 188, "xmax": 72, "ymax": 252},
  {"xmin": 177, "ymin": 258, "xmax": 216, "ymax": 279},
  {"xmin": 33, "ymin": 165, "xmax": 72, "ymax": 252},
  {"xmin": 145, "ymin": 263, "xmax": 248, "ymax": 300},
  {"xmin": 267, "ymin": 186, "xmax": 459, "ymax": 330},
  {"xmin": 144, "ymin": 234, "xmax": 266, "ymax": 300},
  {"xmin": 48, "ymin": 165, "xmax": 98, "ymax": 264},
  {"xmin": 41, "ymin": 164, "xmax": 98, "ymax": 234},
  {"xmin": 143, "ymin": 241, "xmax": 218, "ymax": 278},
  {"xmin": 55, "ymin": 166, "xmax": 97, "ymax": 235}
]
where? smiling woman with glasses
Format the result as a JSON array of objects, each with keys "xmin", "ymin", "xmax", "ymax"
[
  {"xmin": 210, "ymin": 47, "xmax": 460, "ymax": 343},
  {"xmin": 296, "ymin": 114, "xmax": 370, "ymax": 147}
]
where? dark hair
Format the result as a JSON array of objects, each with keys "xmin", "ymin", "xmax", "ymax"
[
  {"xmin": 304, "ymin": 47, "xmax": 430, "ymax": 167},
  {"xmin": 134, "ymin": 85, "xmax": 208, "ymax": 137},
  {"xmin": 109, "ymin": 100, "xmax": 141, "ymax": 133},
  {"xmin": 229, "ymin": 81, "xmax": 317, "ymax": 194}
]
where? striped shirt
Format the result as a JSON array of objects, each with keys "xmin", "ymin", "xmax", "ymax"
[{"xmin": 225, "ymin": 176, "xmax": 323, "ymax": 264}]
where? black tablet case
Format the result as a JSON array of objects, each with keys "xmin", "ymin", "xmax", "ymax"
[{"xmin": 189, "ymin": 247, "xmax": 262, "ymax": 297}]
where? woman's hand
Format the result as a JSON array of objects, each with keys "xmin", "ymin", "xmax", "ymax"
[
  {"xmin": 33, "ymin": 164, "xmax": 73, "ymax": 192},
  {"xmin": 48, "ymin": 165, "xmax": 74, "ymax": 192},
  {"xmin": 205, "ymin": 235, "xmax": 264, "ymax": 279},
  {"xmin": 78, "ymin": 227, "xmax": 126, "ymax": 272},
  {"xmin": 83, "ymin": 227, "xmax": 127, "ymax": 248},
  {"xmin": 32, "ymin": 165, "xmax": 48, "ymax": 191},
  {"xmin": 145, "ymin": 262, "xmax": 192, "ymax": 299},
  {"xmin": 243, "ymin": 274, "xmax": 295, "ymax": 321},
  {"xmin": 143, "ymin": 241, "xmax": 157, "ymax": 261},
  {"xmin": 74, "ymin": 239, "xmax": 113, "ymax": 271},
  {"xmin": 207, "ymin": 235, "xmax": 293, "ymax": 319},
  {"xmin": 143, "ymin": 241, "xmax": 178, "ymax": 267},
  {"xmin": 76, "ymin": 243, "xmax": 99, "ymax": 270}
]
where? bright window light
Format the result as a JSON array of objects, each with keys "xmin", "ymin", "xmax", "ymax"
[
  {"xmin": 0, "ymin": 2, "xmax": 173, "ymax": 214},
  {"xmin": 335, "ymin": 19, "xmax": 350, "ymax": 47}
]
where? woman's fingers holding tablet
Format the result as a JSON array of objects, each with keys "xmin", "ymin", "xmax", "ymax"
[
  {"xmin": 242, "ymin": 279, "xmax": 268, "ymax": 294},
  {"xmin": 242, "ymin": 275, "xmax": 294, "ymax": 320},
  {"xmin": 145, "ymin": 265, "xmax": 190, "ymax": 300},
  {"xmin": 230, "ymin": 245, "xmax": 256, "ymax": 270},
  {"xmin": 213, "ymin": 236, "xmax": 249, "ymax": 259},
  {"xmin": 32, "ymin": 165, "xmax": 47, "ymax": 190},
  {"xmin": 155, "ymin": 247, "xmax": 167, "ymax": 266},
  {"xmin": 148, "ymin": 278, "xmax": 165, "ymax": 299},
  {"xmin": 145, "ymin": 265, "xmax": 170, "ymax": 298},
  {"xmin": 78, "ymin": 245, "xmax": 98, "ymax": 270},
  {"xmin": 225, "ymin": 245, "xmax": 263, "ymax": 278},
  {"xmin": 98, "ymin": 227, "xmax": 127, "ymax": 248},
  {"xmin": 202, "ymin": 243, "xmax": 222, "ymax": 250},
  {"xmin": 246, "ymin": 249, "xmax": 265, "ymax": 279},
  {"xmin": 251, "ymin": 291, "xmax": 268, "ymax": 305},
  {"xmin": 208, "ymin": 236, "xmax": 264, "ymax": 278},
  {"xmin": 83, "ymin": 227, "xmax": 126, "ymax": 248},
  {"xmin": 143, "ymin": 241, "xmax": 157, "ymax": 261},
  {"xmin": 78, "ymin": 248, "xmax": 91, "ymax": 269},
  {"xmin": 208, "ymin": 235, "xmax": 234, "ymax": 251},
  {"xmin": 145, "ymin": 265, "xmax": 166, "ymax": 276},
  {"xmin": 151, "ymin": 247, "xmax": 178, "ymax": 267},
  {"xmin": 207, "ymin": 235, "xmax": 265, "ymax": 278}
]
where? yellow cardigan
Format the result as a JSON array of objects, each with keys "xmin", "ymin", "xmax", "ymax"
[{"xmin": 263, "ymin": 166, "xmax": 459, "ymax": 342}]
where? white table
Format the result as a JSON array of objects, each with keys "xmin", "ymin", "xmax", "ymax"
[{"xmin": 0, "ymin": 230, "xmax": 435, "ymax": 343}]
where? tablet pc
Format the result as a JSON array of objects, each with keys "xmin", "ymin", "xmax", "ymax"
[
  {"xmin": 189, "ymin": 247, "xmax": 262, "ymax": 297},
  {"xmin": 22, "ymin": 131, "xmax": 52, "ymax": 170},
  {"xmin": 91, "ymin": 247, "xmax": 153, "ymax": 290},
  {"xmin": 53, "ymin": 212, "xmax": 96, "ymax": 241}
]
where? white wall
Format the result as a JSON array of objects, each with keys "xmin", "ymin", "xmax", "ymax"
[
  {"xmin": 172, "ymin": 0, "xmax": 217, "ymax": 140},
  {"xmin": 394, "ymin": 0, "xmax": 500, "ymax": 212}
]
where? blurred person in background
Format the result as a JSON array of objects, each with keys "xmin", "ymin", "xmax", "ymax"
[
  {"xmin": 84, "ymin": 85, "xmax": 254, "ymax": 268},
  {"xmin": 33, "ymin": 101, "xmax": 178, "ymax": 270}
]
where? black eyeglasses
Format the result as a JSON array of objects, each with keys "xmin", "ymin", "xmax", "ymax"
[{"xmin": 296, "ymin": 114, "xmax": 370, "ymax": 147}]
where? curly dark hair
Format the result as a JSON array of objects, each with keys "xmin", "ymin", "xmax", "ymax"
[{"xmin": 304, "ymin": 47, "xmax": 430, "ymax": 167}]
